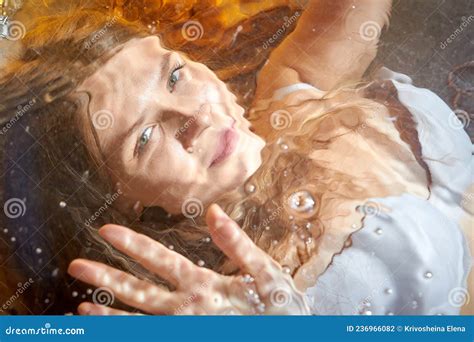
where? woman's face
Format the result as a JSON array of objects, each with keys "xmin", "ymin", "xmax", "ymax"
[{"xmin": 78, "ymin": 36, "xmax": 265, "ymax": 214}]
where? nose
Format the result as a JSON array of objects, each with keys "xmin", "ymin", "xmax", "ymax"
[{"xmin": 174, "ymin": 104, "xmax": 211, "ymax": 150}]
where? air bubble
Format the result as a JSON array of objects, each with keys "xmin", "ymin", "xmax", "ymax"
[
  {"xmin": 245, "ymin": 183, "xmax": 256, "ymax": 194},
  {"xmin": 288, "ymin": 190, "xmax": 316, "ymax": 215}
]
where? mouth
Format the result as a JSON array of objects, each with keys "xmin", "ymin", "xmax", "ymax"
[{"xmin": 209, "ymin": 120, "xmax": 238, "ymax": 168}]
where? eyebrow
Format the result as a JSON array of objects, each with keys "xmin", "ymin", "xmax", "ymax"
[
  {"xmin": 123, "ymin": 115, "xmax": 146, "ymax": 145},
  {"xmin": 160, "ymin": 51, "xmax": 172, "ymax": 82}
]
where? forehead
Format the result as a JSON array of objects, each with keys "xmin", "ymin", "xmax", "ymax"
[
  {"xmin": 77, "ymin": 36, "xmax": 168, "ymax": 148},
  {"xmin": 79, "ymin": 36, "xmax": 166, "ymax": 106}
]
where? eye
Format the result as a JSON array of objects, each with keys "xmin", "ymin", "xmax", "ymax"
[
  {"xmin": 167, "ymin": 62, "xmax": 185, "ymax": 93},
  {"xmin": 135, "ymin": 126, "xmax": 154, "ymax": 156}
]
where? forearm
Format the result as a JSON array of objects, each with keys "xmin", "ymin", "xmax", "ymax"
[{"xmin": 259, "ymin": 0, "xmax": 392, "ymax": 92}]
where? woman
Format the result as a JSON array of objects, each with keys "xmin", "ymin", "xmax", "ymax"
[{"xmin": 1, "ymin": 0, "xmax": 471, "ymax": 315}]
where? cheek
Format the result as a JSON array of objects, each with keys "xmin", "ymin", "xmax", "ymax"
[
  {"xmin": 146, "ymin": 144, "xmax": 201, "ymax": 188},
  {"xmin": 202, "ymin": 84, "xmax": 221, "ymax": 103}
]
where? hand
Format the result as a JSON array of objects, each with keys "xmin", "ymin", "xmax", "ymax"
[{"xmin": 68, "ymin": 204, "xmax": 311, "ymax": 315}]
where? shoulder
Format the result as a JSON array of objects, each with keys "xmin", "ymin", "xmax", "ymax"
[
  {"xmin": 303, "ymin": 194, "xmax": 472, "ymax": 315},
  {"xmin": 247, "ymin": 82, "xmax": 340, "ymax": 141}
]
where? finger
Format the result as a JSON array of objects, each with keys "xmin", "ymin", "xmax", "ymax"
[
  {"xmin": 68, "ymin": 259, "xmax": 175, "ymax": 314},
  {"xmin": 206, "ymin": 204, "xmax": 276, "ymax": 279},
  {"xmin": 78, "ymin": 302, "xmax": 143, "ymax": 316},
  {"xmin": 98, "ymin": 224, "xmax": 202, "ymax": 287}
]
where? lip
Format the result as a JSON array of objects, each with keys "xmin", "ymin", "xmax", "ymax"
[{"xmin": 209, "ymin": 120, "xmax": 238, "ymax": 168}]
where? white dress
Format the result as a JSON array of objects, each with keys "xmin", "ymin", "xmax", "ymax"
[{"xmin": 264, "ymin": 68, "xmax": 473, "ymax": 315}]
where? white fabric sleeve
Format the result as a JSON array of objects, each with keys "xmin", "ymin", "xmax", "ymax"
[{"xmin": 305, "ymin": 194, "xmax": 472, "ymax": 315}]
